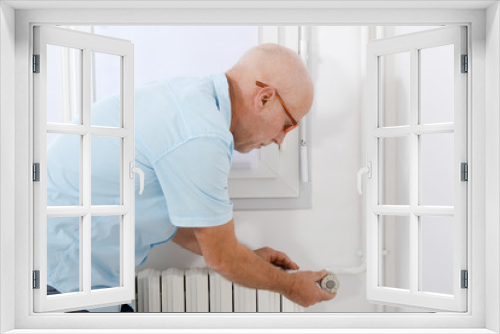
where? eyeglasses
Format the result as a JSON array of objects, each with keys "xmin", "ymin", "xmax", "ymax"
[{"xmin": 255, "ymin": 81, "xmax": 298, "ymax": 133}]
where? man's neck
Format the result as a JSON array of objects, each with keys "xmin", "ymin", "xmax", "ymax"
[{"xmin": 225, "ymin": 72, "xmax": 242, "ymax": 135}]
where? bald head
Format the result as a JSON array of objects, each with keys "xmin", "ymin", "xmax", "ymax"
[
  {"xmin": 227, "ymin": 43, "xmax": 314, "ymax": 121},
  {"xmin": 225, "ymin": 44, "xmax": 314, "ymax": 153}
]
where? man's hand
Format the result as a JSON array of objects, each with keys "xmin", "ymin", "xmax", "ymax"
[
  {"xmin": 253, "ymin": 247, "xmax": 299, "ymax": 270},
  {"xmin": 253, "ymin": 248, "xmax": 337, "ymax": 307},
  {"xmin": 285, "ymin": 270, "xmax": 337, "ymax": 307}
]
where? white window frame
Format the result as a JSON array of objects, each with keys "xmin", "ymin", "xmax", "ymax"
[
  {"xmin": 365, "ymin": 26, "xmax": 468, "ymax": 312},
  {"xmin": 1, "ymin": 2, "xmax": 499, "ymax": 333},
  {"xmin": 33, "ymin": 25, "xmax": 136, "ymax": 312}
]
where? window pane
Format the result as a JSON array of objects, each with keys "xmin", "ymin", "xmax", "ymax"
[
  {"xmin": 47, "ymin": 133, "xmax": 80, "ymax": 206},
  {"xmin": 91, "ymin": 215, "xmax": 121, "ymax": 289},
  {"xmin": 379, "ymin": 215, "xmax": 410, "ymax": 290},
  {"xmin": 91, "ymin": 136, "xmax": 121, "ymax": 205},
  {"xmin": 91, "ymin": 52, "xmax": 121, "ymax": 127},
  {"xmin": 47, "ymin": 216, "xmax": 80, "ymax": 294},
  {"xmin": 379, "ymin": 136, "xmax": 410, "ymax": 205},
  {"xmin": 420, "ymin": 45, "xmax": 454, "ymax": 124},
  {"xmin": 420, "ymin": 133, "xmax": 454, "ymax": 206},
  {"xmin": 379, "ymin": 52, "xmax": 410, "ymax": 127},
  {"xmin": 46, "ymin": 44, "xmax": 82, "ymax": 124},
  {"xmin": 420, "ymin": 216, "xmax": 454, "ymax": 295}
]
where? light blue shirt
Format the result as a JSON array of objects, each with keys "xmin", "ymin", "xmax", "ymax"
[{"xmin": 47, "ymin": 73, "xmax": 234, "ymax": 295}]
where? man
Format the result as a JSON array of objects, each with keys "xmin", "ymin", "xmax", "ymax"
[{"xmin": 46, "ymin": 43, "xmax": 336, "ymax": 311}]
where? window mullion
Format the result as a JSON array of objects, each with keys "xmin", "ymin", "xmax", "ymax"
[
  {"xmin": 46, "ymin": 123, "xmax": 131, "ymax": 137},
  {"xmin": 410, "ymin": 47, "xmax": 419, "ymax": 294},
  {"xmin": 122, "ymin": 46, "xmax": 135, "ymax": 293},
  {"xmin": 82, "ymin": 143, "xmax": 91, "ymax": 295},
  {"xmin": 372, "ymin": 206, "xmax": 454, "ymax": 216},
  {"xmin": 82, "ymin": 47, "xmax": 92, "ymax": 294}
]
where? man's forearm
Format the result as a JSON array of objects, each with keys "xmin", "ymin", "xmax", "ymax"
[
  {"xmin": 194, "ymin": 221, "xmax": 294, "ymax": 296},
  {"xmin": 216, "ymin": 242, "xmax": 294, "ymax": 296}
]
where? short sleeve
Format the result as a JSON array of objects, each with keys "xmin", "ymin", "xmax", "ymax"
[{"xmin": 153, "ymin": 136, "xmax": 233, "ymax": 227}]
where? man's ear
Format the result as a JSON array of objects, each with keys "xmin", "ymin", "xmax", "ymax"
[{"xmin": 254, "ymin": 86, "xmax": 276, "ymax": 110}]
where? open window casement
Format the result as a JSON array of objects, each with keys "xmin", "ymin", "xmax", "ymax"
[
  {"xmin": 362, "ymin": 26, "xmax": 467, "ymax": 312},
  {"xmin": 33, "ymin": 26, "xmax": 138, "ymax": 312}
]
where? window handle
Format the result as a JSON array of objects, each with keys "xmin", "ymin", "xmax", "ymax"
[
  {"xmin": 129, "ymin": 161, "xmax": 145, "ymax": 195},
  {"xmin": 357, "ymin": 158, "xmax": 372, "ymax": 195}
]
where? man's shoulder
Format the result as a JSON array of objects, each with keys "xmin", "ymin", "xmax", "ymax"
[
  {"xmin": 167, "ymin": 75, "xmax": 231, "ymax": 136},
  {"xmin": 135, "ymin": 76, "xmax": 219, "ymax": 111},
  {"xmin": 133, "ymin": 75, "xmax": 232, "ymax": 162}
]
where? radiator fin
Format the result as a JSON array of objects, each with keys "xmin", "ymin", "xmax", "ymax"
[
  {"xmin": 234, "ymin": 283, "xmax": 257, "ymax": 312},
  {"xmin": 209, "ymin": 269, "xmax": 233, "ymax": 312},
  {"xmin": 257, "ymin": 290, "xmax": 281, "ymax": 312},
  {"xmin": 185, "ymin": 268, "xmax": 209, "ymax": 312},
  {"xmin": 161, "ymin": 268, "xmax": 185, "ymax": 312},
  {"xmin": 282, "ymin": 295, "xmax": 304, "ymax": 312},
  {"xmin": 137, "ymin": 268, "xmax": 161, "ymax": 312}
]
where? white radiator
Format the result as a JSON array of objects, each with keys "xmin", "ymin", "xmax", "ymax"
[{"xmin": 135, "ymin": 268, "xmax": 304, "ymax": 313}]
